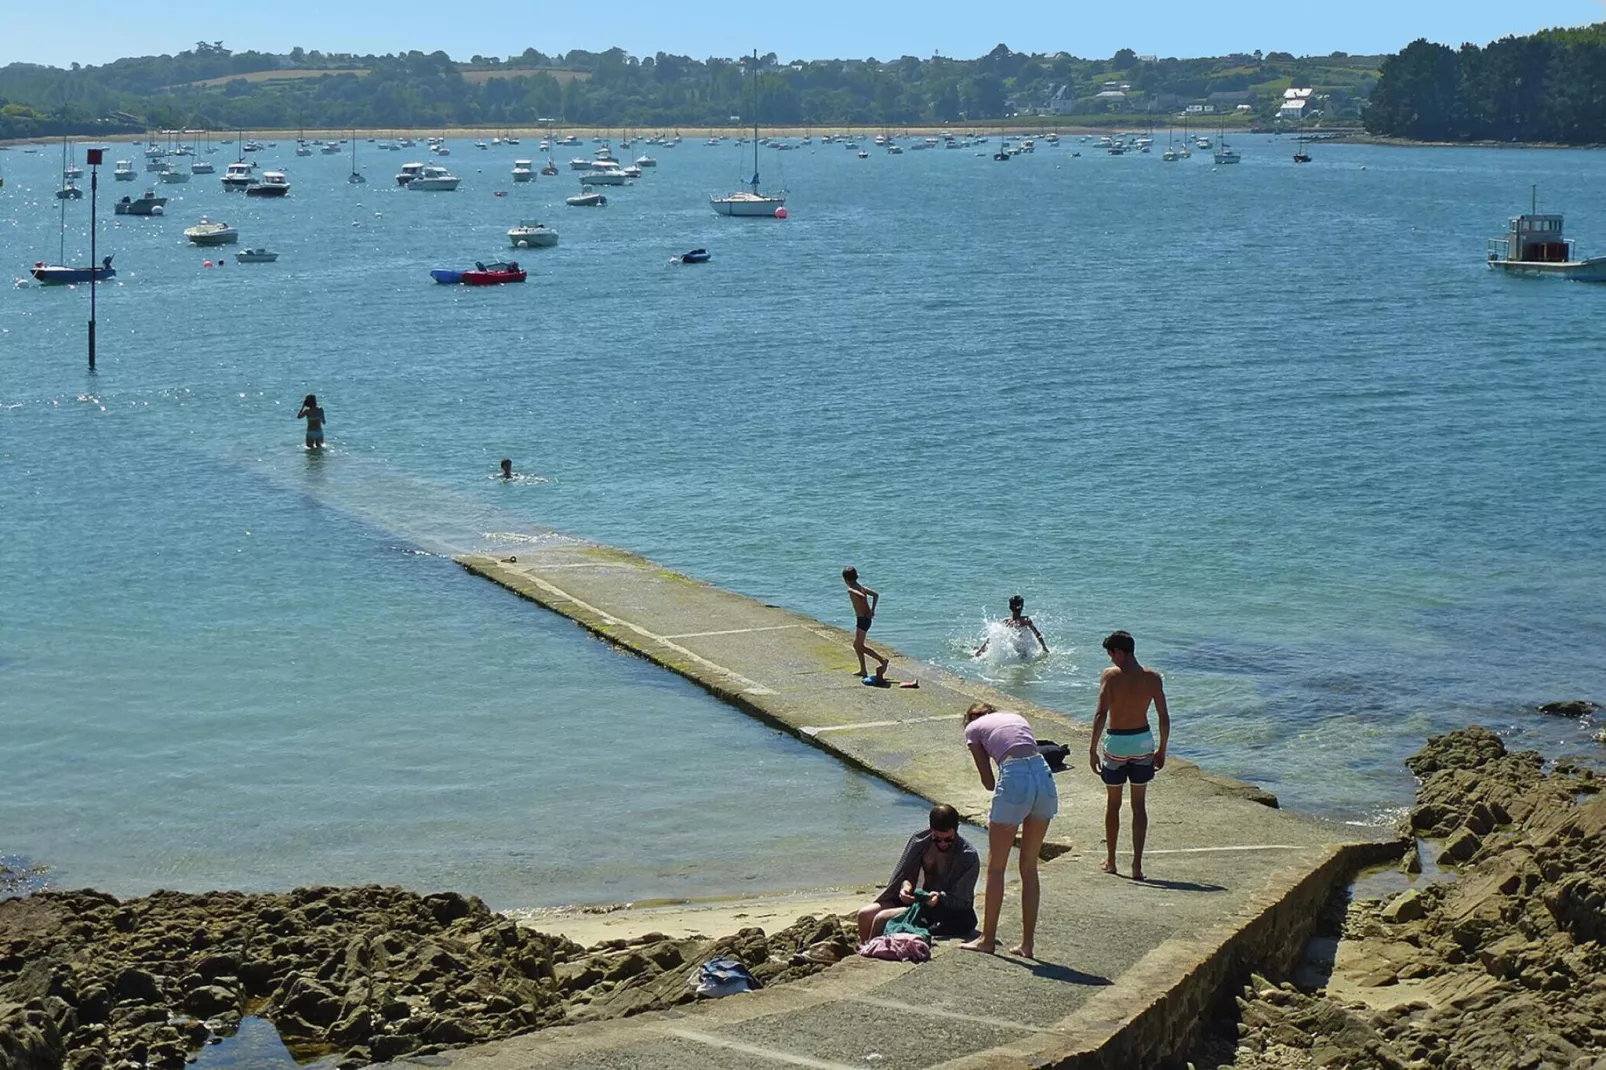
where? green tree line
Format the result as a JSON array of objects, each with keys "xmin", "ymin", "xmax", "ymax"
[
  {"xmin": 0, "ymin": 41, "xmax": 1379, "ymax": 139},
  {"xmin": 1366, "ymin": 23, "xmax": 1606, "ymax": 142}
]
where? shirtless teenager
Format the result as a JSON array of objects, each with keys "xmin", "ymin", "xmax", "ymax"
[
  {"xmin": 843, "ymin": 567, "xmax": 890, "ymax": 680},
  {"xmin": 1088, "ymin": 630, "xmax": 1170, "ymax": 881}
]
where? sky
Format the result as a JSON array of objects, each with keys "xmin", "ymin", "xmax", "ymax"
[{"xmin": 4, "ymin": 0, "xmax": 1603, "ymax": 69}]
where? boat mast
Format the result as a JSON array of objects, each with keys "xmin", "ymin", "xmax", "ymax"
[
  {"xmin": 751, "ymin": 49, "xmax": 760, "ymax": 194},
  {"xmin": 59, "ymin": 137, "xmax": 68, "ymax": 262}
]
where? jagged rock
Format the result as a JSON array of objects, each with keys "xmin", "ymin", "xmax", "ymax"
[
  {"xmin": 369, "ymin": 1032, "xmax": 419, "ymax": 1061},
  {"xmin": 1537, "ymin": 700, "xmax": 1599, "ymax": 718},
  {"xmin": 1441, "ymin": 826, "xmax": 1483, "ymax": 864},
  {"xmin": 180, "ymin": 985, "xmax": 237, "ymax": 1019},
  {"xmin": 1381, "ymin": 890, "xmax": 1425, "ymax": 924},
  {"xmin": 603, "ymin": 953, "xmax": 651, "ymax": 983},
  {"xmin": 327, "ymin": 1007, "xmax": 376, "ymax": 1047},
  {"xmin": 111, "ymin": 969, "xmax": 163, "ymax": 1005},
  {"xmin": 1195, "ymin": 727, "xmax": 1606, "ymax": 1070},
  {"xmin": 554, "ymin": 962, "xmax": 603, "ymax": 993},
  {"xmin": 278, "ymin": 975, "xmax": 341, "ymax": 1028},
  {"xmin": 0, "ymin": 1001, "xmax": 64, "ymax": 1070}
]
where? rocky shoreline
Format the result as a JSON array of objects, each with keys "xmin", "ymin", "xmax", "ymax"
[
  {"xmin": 1190, "ymin": 725, "xmax": 1606, "ymax": 1070},
  {"xmin": 0, "ymin": 885, "xmax": 854, "ymax": 1070}
]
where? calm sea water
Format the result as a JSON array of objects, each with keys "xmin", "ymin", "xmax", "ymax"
[{"xmin": 3, "ymin": 134, "xmax": 1604, "ymax": 907}]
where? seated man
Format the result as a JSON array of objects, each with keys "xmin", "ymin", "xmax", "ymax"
[{"xmin": 857, "ymin": 803, "xmax": 980, "ymax": 943}]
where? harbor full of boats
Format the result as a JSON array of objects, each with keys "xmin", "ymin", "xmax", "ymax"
[{"xmin": 9, "ymin": 129, "xmax": 1606, "ymax": 290}]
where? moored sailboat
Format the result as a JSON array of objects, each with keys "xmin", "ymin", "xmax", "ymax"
[{"xmin": 711, "ymin": 51, "xmax": 787, "ymax": 218}]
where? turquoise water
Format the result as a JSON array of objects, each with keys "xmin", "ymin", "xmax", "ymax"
[{"xmin": 4, "ymin": 135, "xmax": 1604, "ymax": 905}]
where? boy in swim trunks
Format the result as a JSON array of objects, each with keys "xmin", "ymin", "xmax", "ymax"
[
  {"xmin": 1088, "ymin": 630, "xmax": 1169, "ymax": 881},
  {"xmin": 842, "ymin": 567, "xmax": 890, "ymax": 681}
]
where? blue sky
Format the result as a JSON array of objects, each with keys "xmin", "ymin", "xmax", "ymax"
[{"xmin": 5, "ymin": 0, "xmax": 1602, "ymax": 68}]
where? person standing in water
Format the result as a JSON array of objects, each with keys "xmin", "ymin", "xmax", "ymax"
[
  {"xmin": 974, "ymin": 595, "xmax": 1049, "ymax": 656},
  {"xmin": 499, "ymin": 458, "xmax": 514, "ymax": 480},
  {"xmin": 842, "ymin": 567, "xmax": 890, "ymax": 681},
  {"xmin": 1088, "ymin": 630, "xmax": 1170, "ymax": 882},
  {"xmin": 296, "ymin": 394, "xmax": 325, "ymax": 451}
]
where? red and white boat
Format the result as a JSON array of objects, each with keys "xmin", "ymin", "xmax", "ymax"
[{"xmin": 436, "ymin": 260, "xmax": 526, "ymax": 286}]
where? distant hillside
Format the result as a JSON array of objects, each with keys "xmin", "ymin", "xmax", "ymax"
[
  {"xmin": 0, "ymin": 40, "xmax": 1382, "ymax": 139},
  {"xmin": 1366, "ymin": 22, "xmax": 1606, "ymax": 142}
]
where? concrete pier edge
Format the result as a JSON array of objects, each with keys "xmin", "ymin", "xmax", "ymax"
[{"xmin": 451, "ymin": 547, "xmax": 1406, "ymax": 1069}]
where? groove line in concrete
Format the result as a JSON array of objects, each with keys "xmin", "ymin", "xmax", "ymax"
[
  {"xmin": 801, "ymin": 714, "xmax": 965, "ymax": 735},
  {"xmin": 662, "ymin": 625, "xmax": 805, "ymax": 639},
  {"xmin": 1145, "ymin": 845, "xmax": 1308, "ymax": 854},
  {"xmin": 515, "ymin": 571, "xmax": 778, "ymax": 696},
  {"xmin": 657, "ymin": 1027, "xmax": 863, "ymax": 1069},
  {"xmin": 844, "ymin": 995, "xmax": 1063, "ymax": 1036}
]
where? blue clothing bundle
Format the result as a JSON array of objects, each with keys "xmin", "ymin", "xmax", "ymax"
[{"xmin": 693, "ymin": 957, "xmax": 762, "ymax": 999}]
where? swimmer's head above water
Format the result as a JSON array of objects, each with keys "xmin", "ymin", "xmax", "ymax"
[
  {"xmin": 499, "ymin": 458, "xmax": 513, "ymax": 479},
  {"xmin": 1008, "ymin": 594, "xmax": 1024, "ymax": 616}
]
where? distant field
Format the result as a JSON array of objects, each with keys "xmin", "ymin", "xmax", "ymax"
[
  {"xmin": 458, "ymin": 68, "xmax": 590, "ymax": 85},
  {"xmin": 179, "ymin": 69, "xmax": 370, "ymax": 88}
]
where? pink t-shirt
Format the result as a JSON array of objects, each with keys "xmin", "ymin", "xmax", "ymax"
[{"xmin": 963, "ymin": 711, "xmax": 1038, "ymax": 761}]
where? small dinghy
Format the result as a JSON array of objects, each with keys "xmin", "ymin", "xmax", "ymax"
[
  {"xmin": 462, "ymin": 260, "xmax": 526, "ymax": 285},
  {"xmin": 234, "ymin": 248, "xmax": 279, "ymax": 263},
  {"xmin": 432, "ymin": 261, "xmax": 526, "ymax": 285},
  {"xmin": 672, "ymin": 248, "xmax": 711, "ymax": 264}
]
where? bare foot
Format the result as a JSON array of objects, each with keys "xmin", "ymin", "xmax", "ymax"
[
  {"xmin": 1009, "ymin": 943, "xmax": 1035, "ymax": 959},
  {"xmin": 958, "ymin": 938, "xmax": 996, "ymax": 954},
  {"xmin": 1132, "ymin": 866, "xmax": 1145, "ymax": 882},
  {"xmin": 899, "ymin": 679, "xmax": 919, "ymax": 689},
  {"xmin": 1100, "ymin": 859, "xmax": 1118, "ymax": 875}
]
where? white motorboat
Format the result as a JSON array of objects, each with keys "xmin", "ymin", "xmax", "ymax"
[
  {"xmin": 221, "ymin": 161, "xmax": 255, "ymax": 189},
  {"xmin": 190, "ymin": 159, "xmax": 215, "ymax": 174},
  {"xmin": 1487, "ymin": 187, "xmax": 1606, "ymax": 282},
  {"xmin": 184, "ymin": 218, "xmax": 238, "ymax": 245},
  {"xmin": 296, "ymin": 141, "xmax": 313, "ymax": 157},
  {"xmin": 622, "ymin": 165, "xmax": 642, "ymax": 178},
  {"xmin": 475, "ymin": 140, "xmax": 489, "ymax": 150},
  {"xmin": 234, "ymin": 248, "xmax": 279, "ymax": 263},
  {"xmin": 113, "ymin": 189, "xmax": 167, "ymax": 215},
  {"xmin": 511, "ymin": 160, "xmax": 536, "ymax": 182},
  {"xmin": 566, "ymin": 186, "xmax": 606, "ymax": 207},
  {"xmin": 507, "ymin": 221, "xmax": 559, "ymax": 247},
  {"xmin": 245, "ymin": 171, "xmax": 291, "ymax": 196},
  {"xmin": 569, "ymin": 157, "xmax": 594, "ymax": 170},
  {"xmin": 584, "ymin": 160, "xmax": 628, "ymax": 185},
  {"xmin": 635, "ymin": 155, "xmax": 658, "ymax": 167},
  {"xmin": 396, "ymin": 162, "xmax": 426, "ymax": 186},
  {"xmin": 159, "ymin": 167, "xmax": 191, "ymax": 183},
  {"xmin": 406, "ymin": 165, "xmax": 461, "ymax": 191},
  {"xmin": 113, "ymin": 160, "xmax": 136, "ymax": 181},
  {"xmin": 320, "ymin": 141, "xmax": 342, "ymax": 155}
]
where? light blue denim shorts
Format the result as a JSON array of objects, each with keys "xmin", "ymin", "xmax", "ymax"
[{"xmin": 990, "ymin": 753, "xmax": 1059, "ymax": 825}]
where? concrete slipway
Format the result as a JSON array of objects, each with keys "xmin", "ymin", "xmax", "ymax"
[{"xmin": 414, "ymin": 540, "xmax": 1399, "ymax": 1069}]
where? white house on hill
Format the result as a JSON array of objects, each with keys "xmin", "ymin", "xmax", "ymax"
[{"xmin": 1280, "ymin": 87, "xmax": 1315, "ymax": 120}]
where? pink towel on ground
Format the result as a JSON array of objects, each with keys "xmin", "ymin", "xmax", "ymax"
[{"xmin": 857, "ymin": 933, "xmax": 931, "ymax": 962}]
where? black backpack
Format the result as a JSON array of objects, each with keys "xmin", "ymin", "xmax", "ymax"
[{"xmin": 1036, "ymin": 740, "xmax": 1070, "ymax": 773}]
